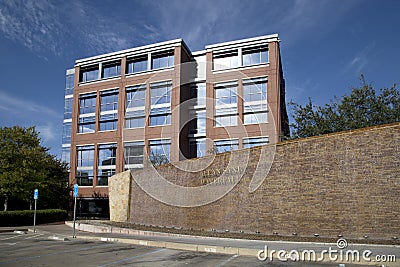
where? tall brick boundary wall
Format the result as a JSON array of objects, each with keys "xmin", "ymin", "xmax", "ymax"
[{"xmin": 110, "ymin": 123, "xmax": 400, "ymax": 239}]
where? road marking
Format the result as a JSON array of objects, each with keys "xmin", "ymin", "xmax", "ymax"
[
  {"xmin": 216, "ymin": 254, "xmax": 239, "ymax": 267},
  {"xmin": 24, "ymin": 234, "xmax": 44, "ymax": 239},
  {"xmin": 0, "ymin": 235, "xmax": 22, "ymax": 241},
  {"xmin": 96, "ymin": 248, "xmax": 167, "ymax": 267},
  {"xmin": 0, "ymin": 243, "xmax": 17, "ymax": 246},
  {"xmin": 0, "ymin": 243, "xmax": 116, "ymax": 265}
]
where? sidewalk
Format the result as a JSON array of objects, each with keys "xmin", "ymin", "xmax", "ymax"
[{"xmin": 21, "ymin": 221, "xmax": 398, "ymax": 266}]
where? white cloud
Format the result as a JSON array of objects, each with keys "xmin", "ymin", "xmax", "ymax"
[
  {"xmin": 0, "ymin": 90, "xmax": 60, "ymax": 119},
  {"xmin": 0, "ymin": 90, "xmax": 61, "ymax": 152},
  {"xmin": 36, "ymin": 124, "xmax": 57, "ymax": 141},
  {"xmin": 0, "ymin": 0, "xmax": 160, "ymax": 58},
  {"xmin": 345, "ymin": 43, "xmax": 376, "ymax": 74}
]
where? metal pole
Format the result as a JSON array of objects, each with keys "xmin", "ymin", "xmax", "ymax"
[
  {"xmin": 33, "ymin": 199, "xmax": 37, "ymax": 233},
  {"xmin": 73, "ymin": 196, "xmax": 77, "ymax": 238}
]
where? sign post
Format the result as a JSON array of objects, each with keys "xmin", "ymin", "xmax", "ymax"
[
  {"xmin": 73, "ymin": 184, "xmax": 78, "ymax": 238},
  {"xmin": 33, "ymin": 189, "xmax": 38, "ymax": 233}
]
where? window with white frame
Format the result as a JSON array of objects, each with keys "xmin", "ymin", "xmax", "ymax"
[
  {"xmin": 125, "ymin": 84, "xmax": 146, "ymax": 128},
  {"xmin": 65, "ymin": 74, "xmax": 74, "ymax": 95},
  {"xmin": 78, "ymin": 93, "xmax": 96, "ymax": 133},
  {"xmin": 62, "ymin": 122, "xmax": 72, "ymax": 144},
  {"xmin": 124, "ymin": 141, "xmax": 144, "ymax": 170},
  {"xmin": 243, "ymin": 77, "xmax": 268, "ymax": 124},
  {"xmin": 151, "ymin": 50, "xmax": 174, "ymax": 70},
  {"xmin": 61, "ymin": 146, "xmax": 70, "ymax": 166},
  {"xmin": 99, "ymin": 89, "xmax": 118, "ymax": 131},
  {"xmin": 243, "ymin": 136, "xmax": 269, "ymax": 148},
  {"xmin": 64, "ymin": 97, "xmax": 73, "ymax": 120},
  {"xmin": 80, "ymin": 65, "xmax": 99, "ymax": 82},
  {"xmin": 214, "ymin": 81, "xmax": 238, "ymax": 127},
  {"xmin": 213, "ymin": 50, "xmax": 238, "ymax": 70},
  {"xmin": 242, "ymin": 46, "xmax": 268, "ymax": 66},
  {"xmin": 149, "ymin": 139, "xmax": 170, "ymax": 166},
  {"xmin": 76, "ymin": 145, "xmax": 94, "ymax": 186},
  {"xmin": 190, "ymin": 83, "xmax": 206, "ymax": 106},
  {"xmin": 97, "ymin": 143, "xmax": 117, "ymax": 186},
  {"xmin": 150, "ymin": 81, "xmax": 171, "ymax": 126},
  {"xmin": 189, "ymin": 138, "xmax": 206, "ymax": 158},
  {"xmin": 214, "ymin": 139, "xmax": 239, "ymax": 153},
  {"xmin": 127, "ymin": 55, "xmax": 148, "ymax": 74},
  {"xmin": 102, "ymin": 61, "xmax": 121, "ymax": 78}
]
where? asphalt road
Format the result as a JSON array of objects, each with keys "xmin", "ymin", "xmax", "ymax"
[{"xmin": 0, "ymin": 230, "xmax": 384, "ymax": 266}]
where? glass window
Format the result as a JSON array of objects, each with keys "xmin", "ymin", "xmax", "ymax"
[
  {"xmin": 78, "ymin": 116, "xmax": 96, "ymax": 133},
  {"xmin": 243, "ymin": 46, "xmax": 268, "ymax": 66},
  {"xmin": 243, "ymin": 137, "xmax": 269, "ymax": 148},
  {"xmin": 126, "ymin": 85, "xmax": 146, "ymax": 108},
  {"xmin": 102, "ymin": 61, "xmax": 121, "ymax": 78},
  {"xmin": 64, "ymin": 97, "xmax": 73, "ymax": 119},
  {"xmin": 99, "ymin": 90, "xmax": 118, "ymax": 131},
  {"xmin": 214, "ymin": 139, "xmax": 239, "ymax": 153},
  {"xmin": 126, "ymin": 85, "xmax": 146, "ymax": 129},
  {"xmin": 244, "ymin": 112, "xmax": 267, "ymax": 124},
  {"xmin": 215, "ymin": 82, "xmax": 237, "ymax": 127},
  {"xmin": 213, "ymin": 50, "xmax": 238, "ymax": 70},
  {"xmin": 149, "ymin": 139, "xmax": 170, "ymax": 166},
  {"xmin": 62, "ymin": 122, "xmax": 72, "ymax": 144},
  {"xmin": 243, "ymin": 77, "xmax": 268, "ymax": 125},
  {"xmin": 124, "ymin": 141, "xmax": 144, "ymax": 170},
  {"xmin": 97, "ymin": 143, "xmax": 117, "ymax": 186},
  {"xmin": 190, "ymin": 83, "xmax": 206, "ymax": 106},
  {"xmin": 80, "ymin": 65, "xmax": 99, "ymax": 82},
  {"xmin": 125, "ymin": 110, "xmax": 145, "ymax": 128},
  {"xmin": 150, "ymin": 81, "xmax": 171, "ymax": 105},
  {"xmin": 151, "ymin": 50, "xmax": 174, "ymax": 70},
  {"xmin": 127, "ymin": 55, "xmax": 148, "ymax": 73},
  {"xmin": 150, "ymin": 81, "xmax": 171, "ymax": 126},
  {"xmin": 189, "ymin": 138, "xmax": 206, "ymax": 158},
  {"xmin": 61, "ymin": 146, "xmax": 70, "ymax": 166},
  {"xmin": 99, "ymin": 113, "xmax": 118, "ymax": 131},
  {"xmin": 215, "ymin": 114, "xmax": 237, "ymax": 127},
  {"xmin": 76, "ymin": 145, "xmax": 94, "ymax": 186},
  {"xmin": 195, "ymin": 110, "xmax": 206, "ymax": 134},
  {"xmin": 79, "ymin": 93, "xmax": 96, "ymax": 133},
  {"xmin": 79, "ymin": 93, "xmax": 97, "ymax": 114},
  {"xmin": 150, "ymin": 107, "xmax": 170, "ymax": 126},
  {"xmin": 65, "ymin": 74, "xmax": 74, "ymax": 95},
  {"xmin": 100, "ymin": 90, "xmax": 119, "ymax": 112},
  {"xmin": 215, "ymin": 82, "xmax": 237, "ymax": 105}
]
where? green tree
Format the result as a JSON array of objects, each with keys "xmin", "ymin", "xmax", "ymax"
[
  {"xmin": 0, "ymin": 126, "xmax": 69, "ymax": 211},
  {"xmin": 290, "ymin": 76, "xmax": 400, "ymax": 139}
]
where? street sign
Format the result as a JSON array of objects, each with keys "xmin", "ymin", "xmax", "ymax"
[
  {"xmin": 33, "ymin": 189, "xmax": 38, "ymax": 200},
  {"xmin": 73, "ymin": 184, "xmax": 79, "ymax": 197},
  {"xmin": 72, "ymin": 184, "xmax": 79, "ymax": 238}
]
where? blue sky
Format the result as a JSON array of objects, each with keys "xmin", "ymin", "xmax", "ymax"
[{"xmin": 0, "ymin": 0, "xmax": 399, "ymax": 158}]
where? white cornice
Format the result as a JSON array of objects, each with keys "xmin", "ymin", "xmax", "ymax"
[
  {"xmin": 205, "ymin": 34, "xmax": 279, "ymax": 52},
  {"xmin": 75, "ymin": 39, "xmax": 184, "ymax": 67}
]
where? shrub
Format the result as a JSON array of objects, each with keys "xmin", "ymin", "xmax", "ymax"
[{"xmin": 0, "ymin": 209, "xmax": 67, "ymax": 226}]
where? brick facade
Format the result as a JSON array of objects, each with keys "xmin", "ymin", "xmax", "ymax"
[{"xmin": 108, "ymin": 123, "xmax": 400, "ymax": 239}]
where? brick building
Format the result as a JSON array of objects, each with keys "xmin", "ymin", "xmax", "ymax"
[{"xmin": 61, "ymin": 34, "xmax": 289, "ymax": 217}]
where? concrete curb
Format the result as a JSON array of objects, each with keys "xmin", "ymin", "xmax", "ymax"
[
  {"xmin": 48, "ymin": 235, "xmax": 70, "ymax": 241},
  {"xmin": 74, "ymin": 234, "xmax": 386, "ymax": 265},
  {"xmin": 13, "ymin": 230, "xmax": 27, "ymax": 234},
  {"xmin": 0, "ymin": 228, "xmax": 28, "ymax": 233},
  {"xmin": 65, "ymin": 222, "xmax": 393, "ymax": 266}
]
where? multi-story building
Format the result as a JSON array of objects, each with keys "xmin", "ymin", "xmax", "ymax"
[{"xmin": 62, "ymin": 34, "xmax": 289, "ymax": 217}]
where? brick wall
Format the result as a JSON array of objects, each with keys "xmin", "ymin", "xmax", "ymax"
[{"xmin": 117, "ymin": 123, "xmax": 400, "ymax": 239}]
